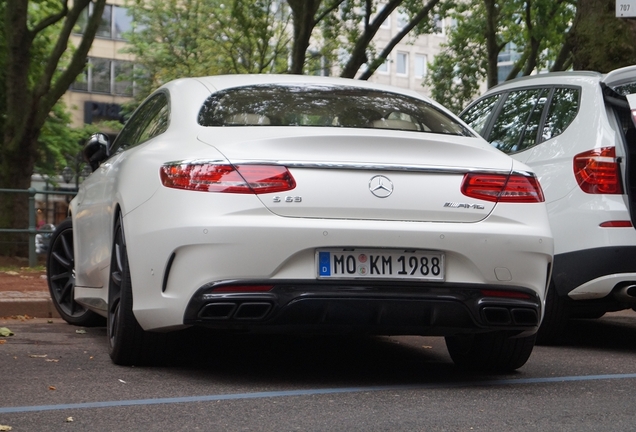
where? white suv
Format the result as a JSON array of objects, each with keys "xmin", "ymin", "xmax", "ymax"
[{"xmin": 460, "ymin": 66, "xmax": 636, "ymax": 343}]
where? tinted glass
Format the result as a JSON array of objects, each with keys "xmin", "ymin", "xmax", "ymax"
[
  {"xmin": 113, "ymin": 61, "xmax": 133, "ymax": 96},
  {"xmin": 91, "ymin": 58, "xmax": 111, "ymax": 93},
  {"xmin": 111, "ymin": 93, "xmax": 169, "ymax": 153},
  {"xmin": 460, "ymin": 95, "xmax": 501, "ymax": 137},
  {"xmin": 97, "ymin": 5, "xmax": 112, "ymax": 38},
  {"xmin": 613, "ymin": 82, "xmax": 636, "ymax": 95},
  {"xmin": 198, "ymin": 85, "xmax": 473, "ymax": 136},
  {"xmin": 541, "ymin": 87, "xmax": 580, "ymax": 142},
  {"xmin": 114, "ymin": 6, "xmax": 133, "ymax": 40},
  {"xmin": 517, "ymin": 89, "xmax": 548, "ymax": 151},
  {"xmin": 488, "ymin": 89, "xmax": 544, "ymax": 154}
]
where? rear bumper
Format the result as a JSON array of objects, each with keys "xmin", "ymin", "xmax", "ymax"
[
  {"xmin": 183, "ymin": 280, "xmax": 541, "ymax": 336},
  {"xmin": 553, "ymin": 246, "xmax": 636, "ymax": 300}
]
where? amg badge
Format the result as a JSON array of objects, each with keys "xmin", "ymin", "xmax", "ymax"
[{"xmin": 444, "ymin": 202, "xmax": 485, "ymax": 210}]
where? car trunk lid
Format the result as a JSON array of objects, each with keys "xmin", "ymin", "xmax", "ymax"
[{"xmin": 197, "ymin": 128, "xmax": 514, "ymax": 223}]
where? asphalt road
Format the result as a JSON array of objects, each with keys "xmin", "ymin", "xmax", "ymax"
[{"xmin": 1, "ymin": 311, "xmax": 636, "ymax": 431}]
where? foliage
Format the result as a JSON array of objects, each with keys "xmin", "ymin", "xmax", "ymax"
[
  {"xmin": 570, "ymin": 0, "xmax": 636, "ymax": 71},
  {"xmin": 0, "ymin": 0, "xmax": 106, "ymax": 255},
  {"xmin": 426, "ymin": 0, "xmax": 575, "ymax": 112},
  {"xmin": 124, "ymin": 0, "xmax": 291, "ymax": 100}
]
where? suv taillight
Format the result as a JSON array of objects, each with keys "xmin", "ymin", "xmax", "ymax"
[
  {"xmin": 461, "ymin": 173, "xmax": 545, "ymax": 203},
  {"xmin": 573, "ymin": 147, "xmax": 622, "ymax": 194},
  {"xmin": 160, "ymin": 163, "xmax": 296, "ymax": 194}
]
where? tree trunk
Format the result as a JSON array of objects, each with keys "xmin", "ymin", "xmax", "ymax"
[
  {"xmin": 288, "ymin": 0, "xmax": 322, "ymax": 74},
  {"xmin": 570, "ymin": 0, "xmax": 636, "ymax": 72},
  {"xmin": 484, "ymin": 0, "xmax": 500, "ymax": 88},
  {"xmin": 0, "ymin": 0, "xmax": 106, "ymax": 257}
]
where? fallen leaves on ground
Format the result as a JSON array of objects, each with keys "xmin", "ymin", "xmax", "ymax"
[{"xmin": 0, "ymin": 327, "xmax": 14, "ymax": 337}]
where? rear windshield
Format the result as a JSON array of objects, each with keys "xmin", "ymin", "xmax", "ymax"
[{"xmin": 197, "ymin": 84, "xmax": 473, "ymax": 136}]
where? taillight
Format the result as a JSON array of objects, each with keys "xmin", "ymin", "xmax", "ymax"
[
  {"xmin": 461, "ymin": 173, "xmax": 545, "ymax": 203},
  {"xmin": 573, "ymin": 147, "xmax": 622, "ymax": 194},
  {"xmin": 160, "ymin": 163, "xmax": 296, "ymax": 194}
]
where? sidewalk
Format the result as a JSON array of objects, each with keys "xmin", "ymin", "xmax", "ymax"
[{"xmin": 0, "ymin": 260, "xmax": 60, "ymax": 319}]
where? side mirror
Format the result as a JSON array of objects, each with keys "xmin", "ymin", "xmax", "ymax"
[{"xmin": 83, "ymin": 133, "xmax": 110, "ymax": 171}]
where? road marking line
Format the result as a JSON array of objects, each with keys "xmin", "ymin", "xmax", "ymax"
[{"xmin": 2, "ymin": 373, "xmax": 636, "ymax": 414}]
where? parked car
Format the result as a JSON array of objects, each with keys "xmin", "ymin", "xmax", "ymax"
[
  {"xmin": 47, "ymin": 75, "xmax": 553, "ymax": 370},
  {"xmin": 460, "ymin": 66, "xmax": 636, "ymax": 343},
  {"xmin": 35, "ymin": 223, "xmax": 55, "ymax": 254}
]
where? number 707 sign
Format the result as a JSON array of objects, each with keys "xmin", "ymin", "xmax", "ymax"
[{"xmin": 617, "ymin": 0, "xmax": 636, "ymax": 17}]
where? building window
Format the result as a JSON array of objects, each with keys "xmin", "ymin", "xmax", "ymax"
[
  {"xmin": 377, "ymin": 57, "xmax": 389, "ymax": 74},
  {"xmin": 414, "ymin": 54, "xmax": 427, "ymax": 78},
  {"xmin": 397, "ymin": 11, "xmax": 409, "ymax": 29},
  {"xmin": 71, "ymin": 58, "xmax": 134, "ymax": 96},
  {"xmin": 433, "ymin": 15, "xmax": 445, "ymax": 36},
  {"xmin": 396, "ymin": 52, "xmax": 408, "ymax": 75},
  {"xmin": 75, "ymin": 3, "xmax": 132, "ymax": 41}
]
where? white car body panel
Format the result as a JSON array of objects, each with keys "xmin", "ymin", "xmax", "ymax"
[
  {"xmin": 461, "ymin": 68, "xmax": 636, "ymax": 305},
  {"xmin": 69, "ymin": 75, "xmax": 553, "ymax": 334}
]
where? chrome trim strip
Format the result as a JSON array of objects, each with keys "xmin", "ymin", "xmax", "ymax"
[{"xmin": 162, "ymin": 159, "xmax": 531, "ymax": 177}]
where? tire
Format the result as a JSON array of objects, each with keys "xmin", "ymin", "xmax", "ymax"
[
  {"xmin": 108, "ymin": 214, "xmax": 169, "ymax": 366},
  {"xmin": 536, "ymin": 279, "xmax": 571, "ymax": 345},
  {"xmin": 47, "ymin": 218, "xmax": 105, "ymax": 327},
  {"xmin": 445, "ymin": 331, "xmax": 536, "ymax": 372}
]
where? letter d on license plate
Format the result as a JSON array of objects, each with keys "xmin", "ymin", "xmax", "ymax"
[{"xmin": 316, "ymin": 248, "xmax": 444, "ymax": 281}]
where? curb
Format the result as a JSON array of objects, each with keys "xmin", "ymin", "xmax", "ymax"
[{"xmin": 0, "ymin": 291, "xmax": 60, "ymax": 319}]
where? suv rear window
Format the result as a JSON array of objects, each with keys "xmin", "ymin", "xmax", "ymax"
[{"xmin": 198, "ymin": 84, "xmax": 473, "ymax": 136}]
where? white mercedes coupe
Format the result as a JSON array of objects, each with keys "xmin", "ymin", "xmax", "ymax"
[{"xmin": 47, "ymin": 75, "xmax": 553, "ymax": 371}]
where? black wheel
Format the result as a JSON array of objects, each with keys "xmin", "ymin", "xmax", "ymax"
[
  {"xmin": 47, "ymin": 218, "xmax": 104, "ymax": 326},
  {"xmin": 536, "ymin": 279, "xmax": 571, "ymax": 345},
  {"xmin": 108, "ymin": 215, "xmax": 168, "ymax": 366},
  {"xmin": 445, "ymin": 331, "xmax": 536, "ymax": 372}
]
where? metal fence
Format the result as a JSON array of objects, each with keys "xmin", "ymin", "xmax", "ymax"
[{"xmin": 0, "ymin": 188, "xmax": 76, "ymax": 267}]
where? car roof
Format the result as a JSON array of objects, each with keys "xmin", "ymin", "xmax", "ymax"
[
  {"xmin": 159, "ymin": 74, "xmax": 429, "ymax": 102},
  {"xmin": 487, "ymin": 70, "xmax": 603, "ymax": 92}
]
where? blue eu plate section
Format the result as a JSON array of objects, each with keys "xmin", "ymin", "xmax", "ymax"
[{"xmin": 318, "ymin": 251, "xmax": 331, "ymax": 276}]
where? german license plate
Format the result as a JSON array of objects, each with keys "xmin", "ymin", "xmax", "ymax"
[{"xmin": 316, "ymin": 249, "xmax": 444, "ymax": 280}]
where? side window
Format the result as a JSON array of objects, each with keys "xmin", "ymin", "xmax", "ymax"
[
  {"xmin": 460, "ymin": 95, "xmax": 501, "ymax": 137},
  {"xmin": 541, "ymin": 87, "xmax": 580, "ymax": 142},
  {"xmin": 110, "ymin": 93, "xmax": 169, "ymax": 154},
  {"xmin": 487, "ymin": 88, "xmax": 545, "ymax": 154},
  {"xmin": 137, "ymin": 103, "xmax": 169, "ymax": 143}
]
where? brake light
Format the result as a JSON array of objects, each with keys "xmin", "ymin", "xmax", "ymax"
[
  {"xmin": 160, "ymin": 163, "xmax": 295, "ymax": 194},
  {"xmin": 573, "ymin": 147, "xmax": 622, "ymax": 194},
  {"xmin": 461, "ymin": 173, "xmax": 545, "ymax": 203},
  {"xmin": 599, "ymin": 221, "xmax": 633, "ymax": 227}
]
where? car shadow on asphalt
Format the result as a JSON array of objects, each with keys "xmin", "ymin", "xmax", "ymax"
[
  {"xmin": 555, "ymin": 313, "xmax": 636, "ymax": 352},
  {"xmin": 160, "ymin": 330, "xmax": 520, "ymax": 387}
]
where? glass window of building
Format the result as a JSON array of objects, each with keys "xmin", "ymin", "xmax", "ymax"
[
  {"xmin": 74, "ymin": 3, "xmax": 132, "ymax": 41},
  {"xmin": 414, "ymin": 55, "xmax": 427, "ymax": 78},
  {"xmin": 396, "ymin": 52, "xmax": 408, "ymax": 75}
]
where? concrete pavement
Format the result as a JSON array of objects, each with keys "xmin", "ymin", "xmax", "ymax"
[
  {"xmin": 0, "ymin": 289, "xmax": 60, "ymax": 318},
  {"xmin": 0, "ymin": 270, "xmax": 60, "ymax": 319}
]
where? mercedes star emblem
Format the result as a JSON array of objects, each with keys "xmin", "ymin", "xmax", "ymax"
[{"xmin": 369, "ymin": 175, "xmax": 394, "ymax": 198}]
